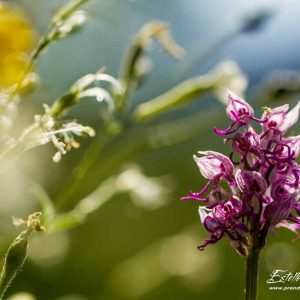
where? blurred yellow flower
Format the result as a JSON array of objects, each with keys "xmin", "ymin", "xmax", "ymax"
[{"xmin": 0, "ymin": 2, "xmax": 35, "ymax": 88}]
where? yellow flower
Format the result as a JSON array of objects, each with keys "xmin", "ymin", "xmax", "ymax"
[{"xmin": 0, "ymin": 2, "xmax": 35, "ymax": 88}]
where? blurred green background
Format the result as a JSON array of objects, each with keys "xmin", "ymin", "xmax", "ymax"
[{"xmin": 1, "ymin": 0, "xmax": 300, "ymax": 299}]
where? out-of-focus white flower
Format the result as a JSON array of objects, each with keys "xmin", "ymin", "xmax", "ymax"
[
  {"xmin": 56, "ymin": 10, "xmax": 87, "ymax": 39},
  {"xmin": 116, "ymin": 166, "xmax": 172, "ymax": 209},
  {"xmin": 7, "ymin": 292, "xmax": 36, "ymax": 300},
  {"xmin": 211, "ymin": 60, "xmax": 248, "ymax": 105}
]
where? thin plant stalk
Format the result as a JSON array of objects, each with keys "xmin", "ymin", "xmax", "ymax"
[
  {"xmin": 11, "ymin": 0, "xmax": 91, "ymax": 96},
  {"xmin": 244, "ymin": 222, "xmax": 268, "ymax": 300},
  {"xmin": 245, "ymin": 245, "xmax": 260, "ymax": 300}
]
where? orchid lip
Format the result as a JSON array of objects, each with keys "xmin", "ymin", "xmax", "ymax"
[
  {"xmin": 214, "ymin": 123, "xmax": 240, "ymax": 135},
  {"xmin": 180, "ymin": 196, "xmax": 208, "ymax": 202}
]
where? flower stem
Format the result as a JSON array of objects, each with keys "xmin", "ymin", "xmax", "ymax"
[
  {"xmin": 0, "ymin": 213, "xmax": 44, "ymax": 299},
  {"xmin": 245, "ymin": 241, "xmax": 260, "ymax": 300},
  {"xmin": 0, "ymin": 232, "xmax": 28, "ymax": 299}
]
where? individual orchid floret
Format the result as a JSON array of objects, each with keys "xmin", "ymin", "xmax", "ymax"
[
  {"xmin": 264, "ymin": 167, "xmax": 299, "ymax": 226},
  {"xmin": 270, "ymin": 171, "xmax": 299, "ymax": 202},
  {"xmin": 193, "ymin": 151, "xmax": 234, "ymax": 180},
  {"xmin": 232, "ymin": 130, "xmax": 260, "ymax": 157},
  {"xmin": 231, "ymin": 128, "xmax": 262, "ymax": 168},
  {"xmin": 181, "ymin": 151, "xmax": 234, "ymax": 202},
  {"xmin": 226, "ymin": 90, "xmax": 254, "ymax": 125},
  {"xmin": 264, "ymin": 135, "xmax": 300, "ymax": 164},
  {"xmin": 214, "ymin": 90, "xmax": 266, "ymax": 136},
  {"xmin": 235, "ymin": 169, "xmax": 267, "ymax": 197},
  {"xmin": 198, "ymin": 210, "xmax": 224, "ymax": 249},
  {"xmin": 263, "ymin": 104, "xmax": 289, "ymax": 132},
  {"xmin": 263, "ymin": 198, "xmax": 291, "ymax": 225},
  {"xmin": 263, "ymin": 101, "xmax": 300, "ymax": 134},
  {"xmin": 198, "ymin": 199, "xmax": 249, "ymax": 255}
]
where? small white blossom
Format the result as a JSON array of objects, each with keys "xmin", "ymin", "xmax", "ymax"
[
  {"xmin": 56, "ymin": 11, "xmax": 87, "ymax": 39},
  {"xmin": 32, "ymin": 106, "xmax": 96, "ymax": 163}
]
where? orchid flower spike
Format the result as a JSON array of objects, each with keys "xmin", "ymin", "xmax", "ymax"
[{"xmin": 182, "ymin": 91, "xmax": 300, "ymax": 254}]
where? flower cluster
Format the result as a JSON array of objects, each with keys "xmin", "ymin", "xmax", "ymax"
[{"xmin": 181, "ymin": 91, "xmax": 300, "ymax": 255}]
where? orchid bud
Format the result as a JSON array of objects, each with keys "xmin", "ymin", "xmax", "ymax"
[
  {"xmin": 193, "ymin": 151, "xmax": 234, "ymax": 180},
  {"xmin": 235, "ymin": 169, "xmax": 267, "ymax": 196},
  {"xmin": 226, "ymin": 90, "xmax": 254, "ymax": 125}
]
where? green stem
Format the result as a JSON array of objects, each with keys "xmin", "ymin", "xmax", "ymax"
[
  {"xmin": 0, "ymin": 233, "xmax": 28, "ymax": 299},
  {"xmin": 0, "ymin": 213, "xmax": 43, "ymax": 299},
  {"xmin": 133, "ymin": 75, "xmax": 214, "ymax": 121},
  {"xmin": 245, "ymin": 244, "xmax": 260, "ymax": 300},
  {"xmin": 10, "ymin": 0, "xmax": 91, "ymax": 97}
]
